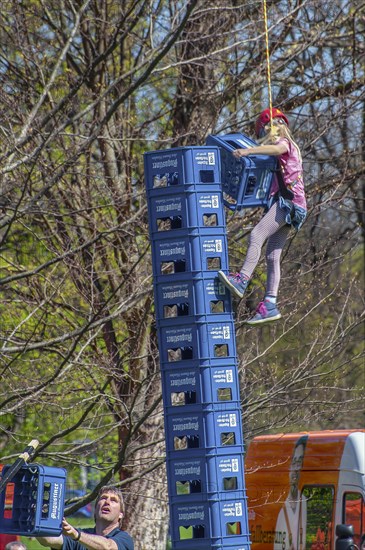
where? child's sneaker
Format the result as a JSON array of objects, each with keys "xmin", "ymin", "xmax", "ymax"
[
  {"xmin": 218, "ymin": 271, "xmax": 249, "ymax": 299},
  {"xmin": 245, "ymin": 299, "xmax": 282, "ymax": 325}
]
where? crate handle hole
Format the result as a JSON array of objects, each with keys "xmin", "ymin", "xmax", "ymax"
[
  {"xmin": 226, "ymin": 521, "xmax": 241, "ymax": 535},
  {"xmin": 223, "ymin": 477, "xmax": 238, "ymax": 490},
  {"xmin": 179, "ymin": 525, "xmax": 205, "ymax": 539},
  {"xmin": 163, "ymin": 302, "xmax": 190, "ymax": 318},
  {"xmin": 207, "ymin": 257, "xmax": 221, "ymax": 270},
  {"xmin": 221, "ymin": 432, "xmax": 236, "ymax": 446},
  {"xmin": 203, "ymin": 214, "xmax": 218, "ymax": 227},
  {"xmin": 217, "ymin": 388, "xmax": 232, "ymax": 401},
  {"xmin": 210, "ymin": 300, "xmax": 224, "ymax": 313},
  {"xmin": 214, "ymin": 344, "xmax": 229, "ymax": 357},
  {"xmin": 199, "ymin": 170, "xmax": 215, "ymax": 183},
  {"xmin": 171, "ymin": 391, "xmax": 196, "ymax": 406},
  {"xmin": 176, "ymin": 480, "xmax": 201, "ymax": 495}
]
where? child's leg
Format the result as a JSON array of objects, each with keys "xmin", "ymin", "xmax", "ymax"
[
  {"xmin": 265, "ymin": 224, "xmax": 291, "ymax": 297},
  {"xmin": 243, "ymin": 205, "xmax": 291, "ymax": 326},
  {"xmin": 244, "ymin": 226, "xmax": 289, "ymax": 326},
  {"xmin": 240, "ymin": 201, "xmax": 287, "ymax": 279}
]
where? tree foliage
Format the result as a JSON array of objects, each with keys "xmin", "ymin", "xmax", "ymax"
[{"xmin": 0, "ymin": 1, "xmax": 364, "ymax": 548}]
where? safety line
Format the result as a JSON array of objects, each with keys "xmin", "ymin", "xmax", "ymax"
[{"xmin": 263, "ymin": 0, "xmax": 273, "ymax": 131}]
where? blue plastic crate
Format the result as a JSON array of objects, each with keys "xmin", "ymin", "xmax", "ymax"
[
  {"xmin": 151, "ymin": 233, "xmax": 229, "ymax": 278},
  {"xmin": 161, "ymin": 364, "xmax": 240, "ymax": 409},
  {"xmin": 167, "ymin": 452, "xmax": 246, "ymax": 502},
  {"xmin": 208, "ymin": 133, "xmax": 257, "ymax": 149},
  {"xmin": 209, "ymin": 499, "xmax": 250, "ymax": 547},
  {"xmin": 154, "ymin": 275, "xmax": 232, "ymax": 320},
  {"xmin": 0, "ymin": 463, "xmax": 66, "ymax": 537},
  {"xmin": 206, "ymin": 133, "xmax": 278, "ymax": 210},
  {"xmin": 170, "ymin": 501, "xmax": 210, "ymax": 549},
  {"xmin": 147, "ymin": 188, "xmax": 226, "ymax": 237},
  {"xmin": 144, "ymin": 147, "xmax": 221, "ymax": 190},
  {"xmin": 157, "ymin": 318, "xmax": 236, "ymax": 365},
  {"xmin": 165, "ymin": 408, "xmax": 243, "ymax": 454},
  {"xmin": 169, "ymin": 498, "xmax": 250, "ymax": 549}
]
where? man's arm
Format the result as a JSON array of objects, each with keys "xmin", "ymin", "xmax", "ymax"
[
  {"xmin": 36, "ymin": 518, "xmax": 77, "ymax": 549},
  {"xmin": 37, "ymin": 518, "xmax": 126, "ymax": 550},
  {"xmin": 70, "ymin": 531, "xmax": 118, "ymax": 550},
  {"xmin": 62, "ymin": 518, "xmax": 119, "ymax": 550},
  {"xmin": 36, "ymin": 534, "xmax": 64, "ymax": 549}
]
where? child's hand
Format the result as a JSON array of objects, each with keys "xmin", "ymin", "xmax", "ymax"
[{"xmin": 232, "ymin": 148, "xmax": 249, "ymax": 158}]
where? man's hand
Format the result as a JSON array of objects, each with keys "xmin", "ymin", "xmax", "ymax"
[{"xmin": 62, "ymin": 517, "xmax": 80, "ymax": 540}]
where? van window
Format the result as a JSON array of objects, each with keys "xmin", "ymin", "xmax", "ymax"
[
  {"xmin": 302, "ymin": 485, "xmax": 335, "ymax": 549},
  {"xmin": 343, "ymin": 492, "xmax": 364, "ymax": 548}
]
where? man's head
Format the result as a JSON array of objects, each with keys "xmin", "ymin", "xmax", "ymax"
[
  {"xmin": 289, "ymin": 435, "xmax": 308, "ymax": 495},
  {"xmin": 5, "ymin": 542, "xmax": 28, "ymax": 550},
  {"xmin": 95, "ymin": 485, "xmax": 125, "ymax": 529}
]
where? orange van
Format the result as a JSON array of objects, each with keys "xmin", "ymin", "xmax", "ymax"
[{"xmin": 245, "ymin": 430, "xmax": 365, "ymax": 550}]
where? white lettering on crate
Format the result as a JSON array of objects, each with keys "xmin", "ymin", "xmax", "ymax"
[
  {"xmin": 174, "ymin": 465, "xmax": 201, "ymax": 476},
  {"xmin": 160, "ymin": 245, "xmax": 185, "ymax": 256},
  {"xmin": 173, "ymin": 421, "xmax": 199, "ymax": 431},
  {"xmin": 210, "ymin": 326, "xmax": 231, "ymax": 340},
  {"xmin": 50, "ymin": 483, "xmax": 60, "ymax": 520},
  {"xmin": 156, "ymin": 201, "xmax": 182, "ymax": 212},
  {"xmin": 222, "ymin": 502, "xmax": 243, "ymax": 517},
  {"xmin": 178, "ymin": 510, "xmax": 205, "ymax": 521},
  {"xmin": 217, "ymin": 413, "xmax": 237, "ymax": 427},
  {"xmin": 219, "ymin": 458, "xmax": 239, "ymax": 473},
  {"xmin": 162, "ymin": 288, "xmax": 189, "ymax": 299},
  {"xmin": 170, "ymin": 376, "xmax": 196, "ymax": 387},
  {"xmin": 166, "ymin": 332, "xmax": 192, "ymax": 343},
  {"xmin": 215, "ymin": 239, "xmax": 222, "ymax": 252},
  {"xmin": 208, "ymin": 152, "xmax": 215, "ymax": 165},
  {"xmin": 226, "ymin": 369, "xmax": 233, "ymax": 382},
  {"xmin": 152, "ymin": 159, "xmax": 178, "ymax": 169}
]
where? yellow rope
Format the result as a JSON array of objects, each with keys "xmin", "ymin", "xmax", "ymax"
[{"xmin": 263, "ymin": 0, "xmax": 273, "ymax": 132}]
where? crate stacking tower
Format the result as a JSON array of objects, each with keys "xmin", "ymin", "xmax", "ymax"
[{"xmin": 144, "ymin": 133, "xmax": 279, "ymax": 550}]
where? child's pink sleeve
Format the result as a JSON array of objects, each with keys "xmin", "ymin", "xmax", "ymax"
[{"xmin": 276, "ymin": 137, "xmax": 290, "ymax": 153}]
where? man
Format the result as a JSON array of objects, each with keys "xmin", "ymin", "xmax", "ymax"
[
  {"xmin": 37, "ymin": 485, "xmax": 133, "ymax": 550},
  {"xmin": 274, "ymin": 435, "xmax": 308, "ymax": 550}
]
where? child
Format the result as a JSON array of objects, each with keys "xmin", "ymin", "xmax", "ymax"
[{"xmin": 218, "ymin": 108, "xmax": 307, "ymax": 325}]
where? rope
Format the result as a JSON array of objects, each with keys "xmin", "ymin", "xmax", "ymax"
[{"xmin": 263, "ymin": 0, "xmax": 273, "ymax": 131}]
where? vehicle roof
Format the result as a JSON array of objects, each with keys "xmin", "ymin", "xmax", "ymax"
[{"xmin": 245, "ymin": 430, "xmax": 365, "ymax": 474}]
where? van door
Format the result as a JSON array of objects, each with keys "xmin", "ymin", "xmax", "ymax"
[
  {"xmin": 302, "ymin": 485, "xmax": 336, "ymax": 549},
  {"xmin": 342, "ymin": 492, "xmax": 365, "ymax": 548}
]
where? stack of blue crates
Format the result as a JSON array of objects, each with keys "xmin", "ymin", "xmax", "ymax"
[
  {"xmin": 144, "ymin": 146, "xmax": 250, "ymax": 550},
  {"xmin": 206, "ymin": 133, "xmax": 278, "ymax": 210},
  {"xmin": 0, "ymin": 463, "xmax": 66, "ymax": 537}
]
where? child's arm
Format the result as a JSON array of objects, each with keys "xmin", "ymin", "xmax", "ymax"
[{"xmin": 232, "ymin": 143, "xmax": 288, "ymax": 158}]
